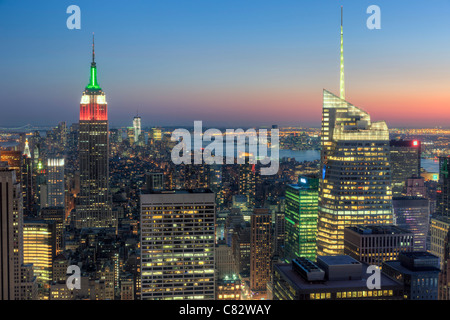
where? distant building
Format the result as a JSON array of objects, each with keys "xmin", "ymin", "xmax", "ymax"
[
  {"xmin": 437, "ymin": 156, "xmax": 450, "ymax": 218},
  {"xmin": 382, "ymin": 252, "xmax": 440, "ymax": 300},
  {"xmin": 393, "ymin": 197, "xmax": 430, "ymax": 251},
  {"xmin": 429, "ymin": 216, "xmax": 450, "ymax": 270},
  {"xmin": 389, "ymin": 140, "xmax": 421, "ymax": 196},
  {"xmin": 272, "ymin": 255, "xmax": 403, "ymax": 300},
  {"xmin": 250, "ymin": 208, "xmax": 272, "ymax": 299},
  {"xmin": 46, "ymin": 158, "xmax": 65, "ymax": 208},
  {"xmin": 144, "ymin": 172, "xmax": 164, "ymax": 192},
  {"xmin": 344, "ymin": 225, "xmax": 414, "ymax": 266}
]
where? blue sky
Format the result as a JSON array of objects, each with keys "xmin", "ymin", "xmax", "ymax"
[{"xmin": 1, "ymin": 0, "xmax": 450, "ymax": 128}]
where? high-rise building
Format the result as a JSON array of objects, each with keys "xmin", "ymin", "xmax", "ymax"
[
  {"xmin": 140, "ymin": 190, "xmax": 215, "ymax": 300},
  {"xmin": 389, "ymin": 140, "xmax": 421, "ymax": 196},
  {"xmin": 75, "ymin": 36, "xmax": 115, "ymax": 229},
  {"xmin": 239, "ymin": 163, "xmax": 257, "ymax": 208},
  {"xmin": 231, "ymin": 221, "xmax": 251, "ymax": 278},
  {"xmin": 429, "ymin": 216, "xmax": 450, "ymax": 270},
  {"xmin": 133, "ymin": 115, "xmax": 141, "ymax": 145},
  {"xmin": 0, "ymin": 162, "xmax": 37, "ymax": 300},
  {"xmin": 437, "ymin": 156, "xmax": 450, "ymax": 218},
  {"xmin": 382, "ymin": 252, "xmax": 440, "ymax": 300},
  {"xmin": 284, "ymin": 176, "xmax": 318, "ymax": 262},
  {"xmin": 250, "ymin": 208, "xmax": 272, "ymax": 299},
  {"xmin": 46, "ymin": 158, "xmax": 65, "ymax": 208},
  {"xmin": 317, "ymin": 8, "xmax": 393, "ymax": 256},
  {"xmin": 40, "ymin": 207, "xmax": 65, "ymax": 255},
  {"xmin": 23, "ymin": 219, "xmax": 56, "ymax": 299},
  {"xmin": 393, "ymin": 196, "xmax": 430, "ymax": 251},
  {"xmin": 344, "ymin": 225, "xmax": 414, "ymax": 266},
  {"xmin": 0, "ymin": 163, "xmax": 23, "ymax": 300}
]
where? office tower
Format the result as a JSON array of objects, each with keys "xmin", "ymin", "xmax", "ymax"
[
  {"xmin": 40, "ymin": 207, "xmax": 65, "ymax": 255},
  {"xmin": 390, "ymin": 140, "xmax": 421, "ymax": 196},
  {"xmin": 215, "ymin": 240, "xmax": 235, "ymax": 280},
  {"xmin": 272, "ymin": 255, "xmax": 403, "ymax": 300},
  {"xmin": 140, "ymin": 190, "xmax": 215, "ymax": 300},
  {"xmin": 21, "ymin": 153, "xmax": 34, "ymax": 216},
  {"xmin": 0, "ymin": 163, "xmax": 23, "ymax": 300},
  {"xmin": 285, "ymin": 176, "xmax": 318, "ymax": 262},
  {"xmin": 344, "ymin": 225, "xmax": 414, "ymax": 266},
  {"xmin": 393, "ymin": 197, "xmax": 430, "ymax": 251},
  {"xmin": 239, "ymin": 163, "xmax": 257, "ymax": 208},
  {"xmin": 317, "ymin": 8, "xmax": 393, "ymax": 256},
  {"xmin": 405, "ymin": 176, "xmax": 427, "ymax": 197},
  {"xmin": 132, "ymin": 115, "xmax": 141, "ymax": 145},
  {"xmin": 250, "ymin": 208, "xmax": 272, "ymax": 299},
  {"xmin": 273, "ymin": 212, "xmax": 285, "ymax": 258},
  {"xmin": 382, "ymin": 252, "xmax": 440, "ymax": 300},
  {"xmin": 231, "ymin": 221, "xmax": 251, "ymax": 277},
  {"xmin": 437, "ymin": 156, "xmax": 450, "ymax": 218},
  {"xmin": 144, "ymin": 172, "xmax": 164, "ymax": 192},
  {"xmin": 46, "ymin": 158, "xmax": 65, "ymax": 208},
  {"xmin": 208, "ymin": 164, "xmax": 223, "ymax": 208},
  {"xmin": 23, "ymin": 219, "xmax": 56, "ymax": 299},
  {"xmin": 52, "ymin": 254, "xmax": 69, "ymax": 284},
  {"xmin": 75, "ymin": 36, "xmax": 115, "ymax": 229},
  {"xmin": 429, "ymin": 216, "xmax": 450, "ymax": 270}
]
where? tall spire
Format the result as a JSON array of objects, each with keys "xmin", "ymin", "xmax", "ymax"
[
  {"xmin": 86, "ymin": 33, "xmax": 101, "ymax": 91},
  {"xmin": 92, "ymin": 32, "xmax": 95, "ymax": 65},
  {"xmin": 340, "ymin": 6, "xmax": 345, "ymax": 100}
]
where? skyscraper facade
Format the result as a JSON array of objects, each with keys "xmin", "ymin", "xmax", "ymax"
[
  {"xmin": 46, "ymin": 158, "xmax": 65, "ymax": 208},
  {"xmin": 75, "ymin": 37, "xmax": 115, "ymax": 229},
  {"xmin": 437, "ymin": 156, "xmax": 450, "ymax": 218},
  {"xmin": 140, "ymin": 190, "xmax": 215, "ymax": 300},
  {"xmin": 317, "ymin": 8, "xmax": 393, "ymax": 256},
  {"xmin": 284, "ymin": 176, "xmax": 318, "ymax": 262},
  {"xmin": 0, "ymin": 163, "xmax": 23, "ymax": 300}
]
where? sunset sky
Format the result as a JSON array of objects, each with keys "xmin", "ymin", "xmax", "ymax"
[{"xmin": 1, "ymin": 0, "xmax": 450, "ymax": 128}]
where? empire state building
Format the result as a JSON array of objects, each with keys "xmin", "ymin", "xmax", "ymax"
[{"xmin": 74, "ymin": 36, "xmax": 116, "ymax": 229}]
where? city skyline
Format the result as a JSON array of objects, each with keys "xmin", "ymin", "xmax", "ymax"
[{"xmin": 1, "ymin": 1, "xmax": 450, "ymax": 128}]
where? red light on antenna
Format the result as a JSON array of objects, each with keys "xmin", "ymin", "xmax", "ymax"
[{"xmin": 413, "ymin": 140, "xmax": 419, "ymax": 147}]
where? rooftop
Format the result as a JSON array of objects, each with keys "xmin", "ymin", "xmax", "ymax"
[{"xmin": 347, "ymin": 225, "xmax": 411, "ymax": 235}]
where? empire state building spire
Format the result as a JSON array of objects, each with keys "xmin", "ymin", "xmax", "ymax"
[
  {"xmin": 86, "ymin": 33, "xmax": 101, "ymax": 91},
  {"xmin": 340, "ymin": 6, "xmax": 345, "ymax": 100}
]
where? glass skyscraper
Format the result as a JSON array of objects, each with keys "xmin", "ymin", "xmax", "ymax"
[
  {"xmin": 284, "ymin": 176, "xmax": 318, "ymax": 261},
  {"xmin": 317, "ymin": 8, "xmax": 393, "ymax": 256}
]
